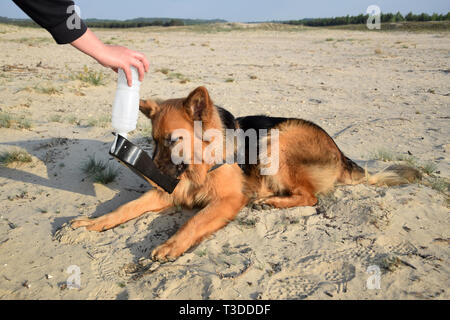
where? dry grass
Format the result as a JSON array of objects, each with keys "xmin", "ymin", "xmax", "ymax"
[
  {"xmin": 5, "ymin": 37, "xmax": 52, "ymax": 46},
  {"xmin": 0, "ymin": 149, "xmax": 32, "ymax": 166},
  {"xmin": 428, "ymin": 177, "xmax": 449, "ymax": 194},
  {"xmin": 85, "ymin": 115, "xmax": 110, "ymax": 128},
  {"xmin": 70, "ymin": 65, "xmax": 106, "ymax": 86},
  {"xmin": 156, "ymin": 68, "xmax": 190, "ymax": 83},
  {"xmin": 33, "ymin": 84, "xmax": 62, "ymax": 95},
  {"xmin": 0, "ymin": 112, "xmax": 32, "ymax": 129},
  {"xmin": 48, "ymin": 114, "xmax": 63, "ymax": 123},
  {"xmin": 81, "ymin": 155, "xmax": 119, "ymax": 184}
]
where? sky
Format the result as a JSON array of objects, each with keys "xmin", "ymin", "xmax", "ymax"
[{"xmin": 2, "ymin": 0, "xmax": 449, "ymax": 22}]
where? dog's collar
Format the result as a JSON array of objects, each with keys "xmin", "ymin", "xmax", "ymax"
[{"xmin": 207, "ymin": 106, "xmax": 245, "ymax": 174}]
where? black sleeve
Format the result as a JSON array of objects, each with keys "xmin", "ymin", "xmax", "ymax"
[{"xmin": 12, "ymin": 0, "xmax": 87, "ymax": 44}]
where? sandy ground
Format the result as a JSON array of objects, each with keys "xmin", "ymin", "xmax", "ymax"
[{"xmin": 0, "ymin": 23, "xmax": 449, "ymax": 300}]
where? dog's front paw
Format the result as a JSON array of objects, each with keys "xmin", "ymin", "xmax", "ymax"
[
  {"xmin": 151, "ymin": 239, "xmax": 186, "ymax": 262},
  {"xmin": 70, "ymin": 217, "xmax": 108, "ymax": 232}
]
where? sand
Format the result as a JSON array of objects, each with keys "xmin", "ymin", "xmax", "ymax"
[{"xmin": 0, "ymin": 23, "xmax": 448, "ymax": 299}]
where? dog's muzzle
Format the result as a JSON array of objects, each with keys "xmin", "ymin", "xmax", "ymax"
[{"xmin": 109, "ymin": 134, "xmax": 180, "ymax": 194}]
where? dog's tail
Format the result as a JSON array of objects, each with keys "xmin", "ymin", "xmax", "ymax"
[
  {"xmin": 342, "ymin": 156, "xmax": 422, "ymax": 187},
  {"xmin": 366, "ymin": 164, "xmax": 422, "ymax": 186}
]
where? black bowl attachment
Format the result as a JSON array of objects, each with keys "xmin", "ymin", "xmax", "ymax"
[{"xmin": 109, "ymin": 134, "xmax": 179, "ymax": 194}]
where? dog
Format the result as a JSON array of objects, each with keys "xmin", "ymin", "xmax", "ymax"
[{"xmin": 71, "ymin": 86, "xmax": 420, "ymax": 261}]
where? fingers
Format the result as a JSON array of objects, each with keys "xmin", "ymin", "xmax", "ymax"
[
  {"xmin": 133, "ymin": 51, "xmax": 150, "ymax": 72},
  {"xmin": 122, "ymin": 50, "xmax": 148, "ymax": 85},
  {"xmin": 122, "ymin": 65, "xmax": 133, "ymax": 86},
  {"xmin": 104, "ymin": 45, "xmax": 149, "ymax": 86},
  {"xmin": 131, "ymin": 58, "xmax": 146, "ymax": 82}
]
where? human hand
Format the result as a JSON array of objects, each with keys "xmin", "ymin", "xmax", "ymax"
[
  {"xmin": 71, "ymin": 29, "xmax": 149, "ymax": 86},
  {"xmin": 95, "ymin": 44, "xmax": 149, "ymax": 86}
]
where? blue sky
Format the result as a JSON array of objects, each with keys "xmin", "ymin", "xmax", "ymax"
[{"xmin": 2, "ymin": 0, "xmax": 449, "ymax": 21}]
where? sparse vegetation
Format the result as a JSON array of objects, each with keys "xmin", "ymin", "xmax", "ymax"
[
  {"xmin": 104, "ymin": 37, "xmax": 119, "ymax": 45},
  {"xmin": 396, "ymin": 155, "xmax": 418, "ymax": 167},
  {"xmin": 421, "ymin": 162, "xmax": 438, "ymax": 175},
  {"xmin": 370, "ymin": 149, "xmax": 417, "ymax": 167},
  {"xmin": 71, "ymin": 65, "xmax": 106, "ymax": 86},
  {"xmin": 156, "ymin": 68, "xmax": 190, "ymax": 83},
  {"xmin": 65, "ymin": 115, "xmax": 79, "ymax": 125},
  {"xmin": 81, "ymin": 156, "xmax": 107, "ymax": 176},
  {"xmin": 428, "ymin": 177, "xmax": 449, "ymax": 194},
  {"xmin": 195, "ymin": 248, "xmax": 208, "ymax": 257},
  {"xmin": 48, "ymin": 114, "xmax": 63, "ymax": 123},
  {"xmin": 85, "ymin": 115, "xmax": 109, "ymax": 128},
  {"xmin": 169, "ymin": 72, "xmax": 189, "ymax": 83},
  {"xmin": 81, "ymin": 155, "xmax": 118, "ymax": 184},
  {"xmin": 181, "ymin": 23, "xmax": 307, "ymax": 33},
  {"xmin": 93, "ymin": 167, "xmax": 119, "ymax": 184},
  {"xmin": 0, "ymin": 149, "xmax": 32, "ymax": 166},
  {"xmin": 156, "ymin": 68, "xmax": 170, "ymax": 75},
  {"xmin": 34, "ymin": 84, "xmax": 62, "ymax": 95},
  {"xmin": 370, "ymin": 149, "xmax": 396, "ymax": 162},
  {"xmin": 6, "ymin": 37, "xmax": 52, "ymax": 46},
  {"xmin": 0, "ymin": 112, "xmax": 32, "ymax": 129},
  {"xmin": 86, "ymin": 118, "xmax": 98, "ymax": 127}
]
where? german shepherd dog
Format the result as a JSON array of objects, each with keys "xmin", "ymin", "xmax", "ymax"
[{"xmin": 71, "ymin": 86, "xmax": 420, "ymax": 261}]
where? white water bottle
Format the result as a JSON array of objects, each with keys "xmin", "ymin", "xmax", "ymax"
[{"xmin": 111, "ymin": 67, "xmax": 141, "ymax": 138}]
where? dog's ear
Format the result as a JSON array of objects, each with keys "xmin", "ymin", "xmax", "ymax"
[
  {"xmin": 139, "ymin": 99, "xmax": 160, "ymax": 119},
  {"xmin": 183, "ymin": 86, "xmax": 213, "ymax": 121}
]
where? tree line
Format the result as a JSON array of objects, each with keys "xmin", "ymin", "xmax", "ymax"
[
  {"xmin": 1, "ymin": 12, "xmax": 449, "ymax": 29},
  {"xmin": 282, "ymin": 12, "xmax": 450, "ymax": 27},
  {"xmin": 0, "ymin": 17, "xmax": 226, "ymax": 28}
]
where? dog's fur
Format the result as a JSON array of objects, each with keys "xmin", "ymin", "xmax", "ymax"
[{"xmin": 71, "ymin": 86, "xmax": 421, "ymax": 261}]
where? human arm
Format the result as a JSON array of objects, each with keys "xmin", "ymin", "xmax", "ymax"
[
  {"xmin": 13, "ymin": 0, "xmax": 149, "ymax": 85},
  {"xmin": 12, "ymin": 0, "xmax": 87, "ymax": 44},
  {"xmin": 70, "ymin": 28, "xmax": 149, "ymax": 86}
]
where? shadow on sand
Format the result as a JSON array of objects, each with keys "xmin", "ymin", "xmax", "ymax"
[{"xmin": 0, "ymin": 137, "xmax": 153, "ymax": 229}]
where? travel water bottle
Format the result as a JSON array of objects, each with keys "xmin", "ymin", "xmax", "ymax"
[
  {"xmin": 108, "ymin": 67, "xmax": 180, "ymax": 193},
  {"xmin": 111, "ymin": 67, "xmax": 141, "ymax": 138}
]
